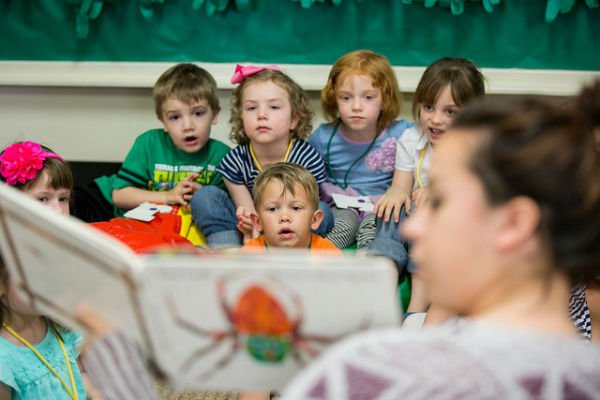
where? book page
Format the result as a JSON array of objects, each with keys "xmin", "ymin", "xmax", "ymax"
[
  {"xmin": 0, "ymin": 184, "xmax": 149, "ymax": 351},
  {"xmin": 138, "ymin": 252, "xmax": 400, "ymax": 391}
]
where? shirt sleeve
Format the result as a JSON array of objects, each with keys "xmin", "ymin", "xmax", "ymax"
[
  {"xmin": 395, "ymin": 127, "xmax": 419, "ymax": 172},
  {"xmin": 112, "ymin": 134, "xmax": 152, "ymax": 190},
  {"xmin": 82, "ymin": 331, "xmax": 158, "ymax": 400},
  {"xmin": 217, "ymin": 146, "xmax": 247, "ymax": 185},
  {"xmin": 289, "ymin": 140, "xmax": 328, "ymax": 184}
]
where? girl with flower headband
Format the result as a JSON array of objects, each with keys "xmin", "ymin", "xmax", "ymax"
[
  {"xmin": 0, "ymin": 141, "xmax": 73, "ymax": 215},
  {"xmin": 0, "ymin": 141, "xmax": 88, "ymax": 399},
  {"xmin": 310, "ymin": 50, "xmax": 412, "ymax": 258},
  {"xmin": 191, "ymin": 64, "xmax": 333, "ymax": 247}
]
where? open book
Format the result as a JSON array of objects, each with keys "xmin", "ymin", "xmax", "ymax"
[{"xmin": 0, "ymin": 184, "xmax": 400, "ymax": 391}]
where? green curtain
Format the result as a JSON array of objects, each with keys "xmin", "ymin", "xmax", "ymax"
[{"xmin": 0, "ymin": 0, "xmax": 598, "ymax": 70}]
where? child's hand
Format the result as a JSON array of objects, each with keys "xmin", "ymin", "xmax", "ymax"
[
  {"xmin": 182, "ymin": 173, "xmax": 201, "ymax": 196},
  {"xmin": 166, "ymin": 176, "xmax": 198, "ymax": 206},
  {"xmin": 412, "ymin": 188, "xmax": 429, "ymax": 211},
  {"xmin": 236, "ymin": 206, "xmax": 260, "ymax": 243},
  {"xmin": 373, "ymin": 187, "xmax": 411, "ymax": 223}
]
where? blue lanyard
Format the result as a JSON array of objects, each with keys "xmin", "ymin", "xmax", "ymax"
[{"xmin": 325, "ymin": 122, "xmax": 379, "ymax": 189}]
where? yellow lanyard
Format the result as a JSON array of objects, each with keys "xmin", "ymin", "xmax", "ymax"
[
  {"xmin": 416, "ymin": 146, "xmax": 427, "ymax": 189},
  {"xmin": 249, "ymin": 139, "xmax": 294, "ymax": 172},
  {"xmin": 3, "ymin": 321, "xmax": 79, "ymax": 400}
]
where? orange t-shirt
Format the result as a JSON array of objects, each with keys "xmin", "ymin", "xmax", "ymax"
[{"xmin": 241, "ymin": 234, "xmax": 342, "ymax": 254}]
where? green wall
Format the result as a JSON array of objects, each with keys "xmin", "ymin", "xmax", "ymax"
[{"xmin": 0, "ymin": 0, "xmax": 598, "ymax": 70}]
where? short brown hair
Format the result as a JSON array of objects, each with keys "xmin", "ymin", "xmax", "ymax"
[
  {"xmin": 153, "ymin": 63, "xmax": 220, "ymax": 119},
  {"xmin": 413, "ymin": 57, "xmax": 485, "ymax": 119},
  {"xmin": 252, "ymin": 162, "xmax": 319, "ymax": 211},
  {"xmin": 452, "ymin": 97, "xmax": 600, "ymax": 284},
  {"xmin": 229, "ymin": 69, "xmax": 314, "ymax": 145},
  {"xmin": 321, "ymin": 50, "xmax": 402, "ymax": 135}
]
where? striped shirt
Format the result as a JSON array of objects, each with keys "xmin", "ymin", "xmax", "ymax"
[{"xmin": 217, "ymin": 139, "xmax": 327, "ymax": 193}]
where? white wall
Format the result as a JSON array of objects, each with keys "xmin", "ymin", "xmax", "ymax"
[{"xmin": 1, "ymin": 62, "xmax": 598, "ymax": 162}]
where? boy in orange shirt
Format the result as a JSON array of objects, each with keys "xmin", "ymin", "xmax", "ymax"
[{"xmin": 242, "ymin": 162, "xmax": 340, "ymax": 253}]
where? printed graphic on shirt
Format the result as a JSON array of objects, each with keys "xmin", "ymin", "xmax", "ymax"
[{"xmin": 149, "ymin": 163, "xmax": 217, "ymax": 191}]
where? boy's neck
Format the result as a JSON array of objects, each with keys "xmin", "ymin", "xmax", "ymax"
[
  {"xmin": 1, "ymin": 313, "xmax": 47, "ymax": 345},
  {"xmin": 250, "ymin": 138, "xmax": 292, "ymax": 167}
]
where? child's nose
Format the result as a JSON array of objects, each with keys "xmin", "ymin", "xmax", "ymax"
[
  {"xmin": 257, "ymin": 106, "xmax": 268, "ymax": 120},
  {"xmin": 431, "ymin": 110, "xmax": 444, "ymax": 124},
  {"xmin": 279, "ymin": 213, "xmax": 291, "ymax": 222},
  {"xmin": 352, "ymin": 98, "xmax": 362, "ymax": 110},
  {"xmin": 183, "ymin": 115, "xmax": 194, "ymax": 129}
]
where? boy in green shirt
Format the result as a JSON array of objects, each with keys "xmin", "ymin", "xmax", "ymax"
[{"xmin": 76, "ymin": 63, "xmax": 230, "ymax": 220}]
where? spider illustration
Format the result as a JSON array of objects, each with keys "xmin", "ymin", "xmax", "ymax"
[{"xmin": 166, "ymin": 273, "xmax": 369, "ymax": 380}]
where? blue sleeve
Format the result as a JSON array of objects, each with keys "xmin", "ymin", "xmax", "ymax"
[
  {"xmin": 308, "ymin": 124, "xmax": 329, "ymax": 157},
  {"xmin": 0, "ymin": 363, "xmax": 18, "ymax": 396},
  {"xmin": 217, "ymin": 146, "xmax": 246, "ymax": 185}
]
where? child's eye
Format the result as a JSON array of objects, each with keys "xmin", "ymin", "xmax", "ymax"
[
  {"xmin": 266, "ymin": 206, "xmax": 277, "ymax": 213},
  {"xmin": 36, "ymin": 196, "xmax": 49, "ymax": 203},
  {"xmin": 430, "ymin": 196, "xmax": 443, "ymax": 210},
  {"xmin": 292, "ymin": 205, "xmax": 303, "ymax": 211},
  {"xmin": 245, "ymin": 106, "xmax": 256, "ymax": 112},
  {"xmin": 194, "ymin": 110, "xmax": 206, "ymax": 117},
  {"xmin": 270, "ymin": 105, "xmax": 281, "ymax": 110},
  {"xmin": 339, "ymin": 95, "xmax": 351, "ymax": 102},
  {"xmin": 422, "ymin": 104, "xmax": 434, "ymax": 112},
  {"xmin": 168, "ymin": 115, "xmax": 180, "ymax": 121},
  {"xmin": 59, "ymin": 197, "xmax": 70, "ymax": 203},
  {"xmin": 446, "ymin": 108, "xmax": 458, "ymax": 117}
]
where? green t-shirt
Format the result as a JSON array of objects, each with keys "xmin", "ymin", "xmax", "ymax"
[{"xmin": 95, "ymin": 129, "xmax": 230, "ymax": 217}]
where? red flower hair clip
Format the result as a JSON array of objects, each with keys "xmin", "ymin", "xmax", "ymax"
[{"xmin": 0, "ymin": 141, "xmax": 63, "ymax": 185}]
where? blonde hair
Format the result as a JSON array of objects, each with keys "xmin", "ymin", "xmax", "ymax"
[
  {"xmin": 321, "ymin": 49, "xmax": 402, "ymax": 135},
  {"xmin": 252, "ymin": 162, "xmax": 319, "ymax": 210},
  {"xmin": 229, "ymin": 69, "xmax": 314, "ymax": 145},
  {"xmin": 153, "ymin": 63, "xmax": 220, "ymax": 119}
]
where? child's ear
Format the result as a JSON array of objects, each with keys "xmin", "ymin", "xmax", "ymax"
[
  {"xmin": 310, "ymin": 209, "xmax": 324, "ymax": 231},
  {"xmin": 290, "ymin": 115, "xmax": 300, "ymax": 132},
  {"xmin": 250, "ymin": 212, "xmax": 263, "ymax": 233},
  {"xmin": 211, "ymin": 107, "xmax": 221, "ymax": 126}
]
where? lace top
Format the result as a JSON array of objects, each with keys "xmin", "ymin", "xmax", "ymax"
[
  {"xmin": 283, "ymin": 319, "xmax": 600, "ymax": 399},
  {"xmin": 0, "ymin": 324, "xmax": 86, "ymax": 400}
]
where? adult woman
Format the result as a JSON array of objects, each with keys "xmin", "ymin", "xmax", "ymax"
[{"xmin": 283, "ymin": 97, "xmax": 600, "ymax": 399}]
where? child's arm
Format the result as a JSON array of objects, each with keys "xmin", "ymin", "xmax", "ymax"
[
  {"xmin": 406, "ymin": 274, "xmax": 429, "ymax": 313},
  {"xmin": 112, "ymin": 173, "xmax": 199, "ymax": 209},
  {"xmin": 373, "ymin": 169, "xmax": 413, "ymax": 223},
  {"xmin": 0, "ymin": 383, "xmax": 11, "ymax": 400},
  {"xmin": 225, "ymin": 180, "xmax": 258, "ymax": 242}
]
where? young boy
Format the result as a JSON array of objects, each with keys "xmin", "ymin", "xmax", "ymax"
[
  {"xmin": 75, "ymin": 63, "xmax": 230, "ymax": 221},
  {"xmin": 242, "ymin": 162, "xmax": 340, "ymax": 252}
]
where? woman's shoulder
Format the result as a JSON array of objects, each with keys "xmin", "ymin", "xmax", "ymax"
[{"xmin": 284, "ymin": 321, "xmax": 600, "ymax": 399}]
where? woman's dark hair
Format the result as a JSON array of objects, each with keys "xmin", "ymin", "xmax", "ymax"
[{"xmin": 451, "ymin": 97, "xmax": 600, "ymax": 283}]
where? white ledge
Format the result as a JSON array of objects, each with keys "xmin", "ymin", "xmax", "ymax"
[{"xmin": 0, "ymin": 61, "xmax": 599, "ymax": 96}]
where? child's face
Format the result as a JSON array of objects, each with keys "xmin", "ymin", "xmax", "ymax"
[
  {"xmin": 0, "ymin": 279, "xmax": 36, "ymax": 319},
  {"xmin": 402, "ymin": 131, "xmax": 504, "ymax": 315},
  {"xmin": 335, "ymin": 74, "xmax": 382, "ymax": 137},
  {"xmin": 23, "ymin": 171, "xmax": 71, "ymax": 216},
  {"xmin": 241, "ymin": 80, "xmax": 299, "ymax": 148},
  {"xmin": 160, "ymin": 97, "xmax": 219, "ymax": 153},
  {"xmin": 252, "ymin": 180, "xmax": 323, "ymax": 249},
  {"xmin": 419, "ymin": 84, "xmax": 459, "ymax": 145}
]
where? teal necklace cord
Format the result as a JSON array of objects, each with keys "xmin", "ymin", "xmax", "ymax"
[{"xmin": 325, "ymin": 121, "xmax": 379, "ymax": 189}]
